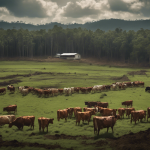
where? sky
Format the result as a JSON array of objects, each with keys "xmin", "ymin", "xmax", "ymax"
[{"xmin": 0, "ymin": 0, "xmax": 149, "ymax": 25}]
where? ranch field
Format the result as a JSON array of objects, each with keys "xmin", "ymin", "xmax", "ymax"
[{"xmin": 0, "ymin": 60, "xmax": 150, "ymax": 150}]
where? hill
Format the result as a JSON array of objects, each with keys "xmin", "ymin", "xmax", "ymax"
[{"xmin": 0, "ymin": 19, "xmax": 150, "ymax": 31}]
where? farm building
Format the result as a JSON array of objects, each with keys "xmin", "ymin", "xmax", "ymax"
[{"xmin": 60, "ymin": 53, "xmax": 81, "ymax": 60}]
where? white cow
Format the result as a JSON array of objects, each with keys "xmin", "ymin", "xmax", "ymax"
[{"xmin": 0, "ymin": 115, "xmax": 16, "ymax": 126}]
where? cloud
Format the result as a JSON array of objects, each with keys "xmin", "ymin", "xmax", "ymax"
[
  {"xmin": 62, "ymin": 0, "xmax": 107, "ymax": 18},
  {"xmin": 108, "ymin": 0, "xmax": 130, "ymax": 12},
  {"xmin": 0, "ymin": 0, "xmax": 48, "ymax": 18}
]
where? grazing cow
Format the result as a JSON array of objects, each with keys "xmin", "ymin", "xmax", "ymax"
[
  {"xmin": 83, "ymin": 107, "xmax": 96, "ymax": 115},
  {"xmin": 38, "ymin": 117, "xmax": 54, "ymax": 132},
  {"xmin": 37, "ymin": 89, "xmax": 44, "ymax": 97},
  {"xmin": 63, "ymin": 88, "xmax": 71, "ymax": 96},
  {"xmin": 43, "ymin": 90, "xmax": 51, "ymax": 97},
  {"xmin": 145, "ymin": 87, "xmax": 150, "ymax": 92},
  {"xmin": 85, "ymin": 101, "xmax": 99, "ymax": 107},
  {"xmin": 94, "ymin": 116, "xmax": 117, "ymax": 135},
  {"xmin": 66, "ymin": 107, "xmax": 74, "ymax": 118},
  {"xmin": 22, "ymin": 116, "xmax": 35, "ymax": 129},
  {"xmin": 122, "ymin": 100, "xmax": 133, "ymax": 107},
  {"xmin": 80, "ymin": 87, "xmax": 87, "ymax": 94},
  {"xmin": 18, "ymin": 86, "xmax": 25, "ymax": 92},
  {"xmin": 100, "ymin": 108, "xmax": 117, "ymax": 116},
  {"xmin": 0, "ymin": 115, "xmax": 16, "ymax": 126},
  {"xmin": 3, "ymin": 105, "xmax": 17, "ymax": 114},
  {"xmin": 0, "ymin": 88, "xmax": 6, "ymax": 94},
  {"xmin": 147, "ymin": 107, "xmax": 150, "ymax": 121},
  {"xmin": 9, "ymin": 116, "xmax": 33, "ymax": 129},
  {"xmin": 86, "ymin": 87, "xmax": 93, "ymax": 93},
  {"xmin": 8, "ymin": 86, "xmax": 15, "ymax": 93},
  {"xmin": 58, "ymin": 89, "xmax": 64, "ymax": 95},
  {"xmin": 92, "ymin": 86, "xmax": 98, "ymax": 93},
  {"xmin": 74, "ymin": 107, "xmax": 82, "ymax": 118},
  {"xmin": 21, "ymin": 88, "xmax": 29, "ymax": 96},
  {"xmin": 74, "ymin": 87, "xmax": 80, "ymax": 93},
  {"xmin": 105, "ymin": 85, "xmax": 111, "ymax": 90},
  {"xmin": 125, "ymin": 107, "xmax": 135, "ymax": 118},
  {"xmin": 76, "ymin": 111, "xmax": 91, "ymax": 125},
  {"xmin": 118, "ymin": 108, "xmax": 126, "ymax": 119},
  {"xmin": 111, "ymin": 84, "xmax": 117, "ymax": 90},
  {"xmin": 71, "ymin": 87, "xmax": 74, "ymax": 94},
  {"xmin": 97, "ymin": 102, "xmax": 109, "ymax": 108},
  {"xmin": 57, "ymin": 109, "xmax": 68, "ymax": 121}
]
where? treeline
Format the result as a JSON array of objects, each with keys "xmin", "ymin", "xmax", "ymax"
[{"xmin": 0, "ymin": 26, "xmax": 150, "ymax": 63}]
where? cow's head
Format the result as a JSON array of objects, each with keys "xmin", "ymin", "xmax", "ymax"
[
  {"xmin": 3, "ymin": 107, "xmax": 6, "ymax": 111},
  {"xmin": 49, "ymin": 118, "xmax": 54, "ymax": 124}
]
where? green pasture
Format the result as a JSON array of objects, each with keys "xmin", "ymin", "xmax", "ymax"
[{"xmin": 0, "ymin": 60, "xmax": 150, "ymax": 150}]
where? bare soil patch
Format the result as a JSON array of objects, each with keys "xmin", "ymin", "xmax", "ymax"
[
  {"xmin": 108, "ymin": 128, "xmax": 150, "ymax": 150},
  {"xmin": 44, "ymin": 134, "xmax": 93, "ymax": 140},
  {"xmin": 0, "ymin": 79, "xmax": 22, "ymax": 86},
  {"xmin": 111, "ymin": 75, "xmax": 130, "ymax": 81},
  {"xmin": 0, "ymin": 139, "xmax": 62, "ymax": 149},
  {"xmin": 1, "ymin": 128, "xmax": 150, "ymax": 149},
  {"xmin": 128, "ymin": 70, "xmax": 147, "ymax": 76}
]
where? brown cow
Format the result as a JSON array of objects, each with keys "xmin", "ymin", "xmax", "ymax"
[
  {"xmin": 125, "ymin": 107, "xmax": 135, "ymax": 118},
  {"xmin": 122, "ymin": 100, "xmax": 133, "ymax": 107},
  {"xmin": 3, "ymin": 105, "xmax": 17, "ymax": 114},
  {"xmin": 118, "ymin": 108, "xmax": 126, "ymax": 119},
  {"xmin": 147, "ymin": 107, "xmax": 150, "ymax": 121},
  {"xmin": 74, "ymin": 87, "xmax": 80, "ymax": 93},
  {"xmin": 76, "ymin": 111, "xmax": 91, "ymax": 125},
  {"xmin": 38, "ymin": 117, "xmax": 54, "ymax": 132},
  {"xmin": 94, "ymin": 116, "xmax": 117, "ymax": 135},
  {"xmin": 0, "ymin": 88, "xmax": 6, "ymax": 94},
  {"xmin": 97, "ymin": 102, "xmax": 109, "ymax": 108},
  {"xmin": 9, "ymin": 116, "xmax": 34, "ymax": 129},
  {"xmin": 57, "ymin": 109, "xmax": 68, "ymax": 121},
  {"xmin": 100, "ymin": 108, "xmax": 117, "ymax": 116},
  {"xmin": 83, "ymin": 107, "xmax": 96, "ymax": 115},
  {"xmin": 66, "ymin": 107, "xmax": 74, "ymax": 118},
  {"xmin": 74, "ymin": 107, "xmax": 82, "ymax": 118},
  {"xmin": 137, "ymin": 110, "xmax": 146, "ymax": 122},
  {"xmin": 58, "ymin": 89, "xmax": 64, "ymax": 95},
  {"xmin": 131, "ymin": 111, "xmax": 140, "ymax": 124},
  {"xmin": 22, "ymin": 116, "xmax": 35, "ymax": 129}
]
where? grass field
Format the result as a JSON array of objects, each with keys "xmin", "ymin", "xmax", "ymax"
[{"xmin": 0, "ymin": 60, "xmax": 150, "ymax": 150}]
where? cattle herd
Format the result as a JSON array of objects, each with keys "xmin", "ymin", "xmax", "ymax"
[
  {"xmin": 0, "ymin": 80, "xmax": 150, "ymax": 135},
  {"xmin": 0, "ymin": 81, "xmax": 146, "ymax": 97}
]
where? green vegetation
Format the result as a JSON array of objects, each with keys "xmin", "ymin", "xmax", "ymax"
[
  {"xmin": 0, "ymin": 27, "xmax": 150, "ymax": 64},
  {"xmin": 0, "ymin": 60, "xmax": 150, "ymax": 150}
]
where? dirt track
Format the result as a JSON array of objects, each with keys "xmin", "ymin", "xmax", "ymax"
[{"xmin": 1, "ymin": 128, "xmax": 150, "ymax": 150}]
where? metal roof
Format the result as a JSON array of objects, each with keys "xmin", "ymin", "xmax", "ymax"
[{"xmin": 60, "ymin": 53, "xmax": 78, "ymax": 56}]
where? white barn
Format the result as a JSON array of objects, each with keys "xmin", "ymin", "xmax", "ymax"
[{"xmin": 60, "ymin": 53, "xmax": 81, "ymax": 60}]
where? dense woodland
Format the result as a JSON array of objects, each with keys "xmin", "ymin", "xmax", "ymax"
[{"xmin": 0, "ymin": 26, "xmax": 150, "ymax": 63}]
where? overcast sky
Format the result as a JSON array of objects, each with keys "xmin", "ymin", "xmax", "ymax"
[{"xmin": 0, "ymin": 0, "xmax": 149, "ymax": 25}]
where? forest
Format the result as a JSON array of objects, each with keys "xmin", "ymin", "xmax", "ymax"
[{"xmin": 0, "ymin": 25, "xmax": 150, "ymax": 64}]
